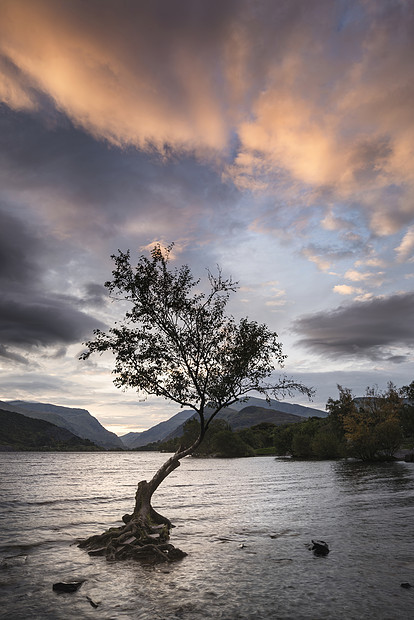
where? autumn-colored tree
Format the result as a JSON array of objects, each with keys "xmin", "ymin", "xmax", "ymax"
[{"xmin": 330, "ymin": 384, "xmax": 403, "ymax": 461}]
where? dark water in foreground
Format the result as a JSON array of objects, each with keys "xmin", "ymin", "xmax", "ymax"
[{"xmin": 0, "ymin": 453, "xmax": 413, "ymax": 619}]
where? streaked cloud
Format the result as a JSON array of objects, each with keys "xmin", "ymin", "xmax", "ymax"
[
  {"xmin": 293, "ymin": 292, "xmax": 414, "ymax": 363},
  {"xmin": 344, "ymin": 269, "xmax": 385, "ymax": 287},
  {"xmin": 395, "ymin": 226, "xmax": 414, "ymax": 263},
  {"xmin": 0, "ymin": 0, "xmax": 412, "ymax": 246}
]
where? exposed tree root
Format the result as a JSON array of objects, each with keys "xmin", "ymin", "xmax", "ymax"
[
  {"xmin": 78, "ymin": 478, "xmax": 187, "ymax": 564},
  {"xmin": 78, "ymin": 519, "xmax": 187, "ymax": 564}
]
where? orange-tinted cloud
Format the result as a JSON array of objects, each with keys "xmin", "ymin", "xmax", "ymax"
[{"xmin": 1, "ymin": 0, "xmax": 413, "ymax": 243}]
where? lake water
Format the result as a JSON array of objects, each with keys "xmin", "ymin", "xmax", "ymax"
[{"xmin": 0, "ymin": 453, "xmax": 413, "ymax": 619}]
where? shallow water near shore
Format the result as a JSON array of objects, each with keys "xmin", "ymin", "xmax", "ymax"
[{"xmin": 1, "ymin": 452, "xmax": 413, "ymax": 619}]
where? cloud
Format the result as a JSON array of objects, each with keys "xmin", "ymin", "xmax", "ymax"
[
  {"xmin": 0, "ymin": 0, "xmax": 413, "ymax": 423},
  {"xmin": 301, "ymin": 247, "xmax": 332, "ymax": 272},
  {"xmin": 355, "ymin": 256, "xmax": 386, "ymax": 268},
  {"xmin": 0, "ymin": 108, "xmax": 240, "ymax": 247},
  {"xmin": 0, "ymin": 294, "xmax": 105, "ymax": 349},
  {"xmin": 344, "ymin": 269, "xmax": 385, "ymax": 287},
  {"xmin": 0, "ymin": 208, "xmax": 43, "ymax": 288},
  {"xmin": 265, "ymin": 299, "xmax": 286, "ymax": 308},
  {"xmin": 293, "ymin": 292, "xmax": 414, "ymax": 362},
  {"xmin": 0, "ymin": 0, "xmax": 239, "ymax": 153},
  {"xmin": 0, "ymin": 344, "xmax": 30, "ymax": 365},
  {"xmin": 321, "ymin": 211, "xmax": 352, "ymax": 232},
  {"xmin": 395, "ymin": 226, "xmax": 414, "ymax": 263},
  {"xmin": 301, "ymin": 244, "xmax": 354, "ymax": 272},
  {"xmin": 0, "ymin": 0, "xmax": 413, "ymax": 245},
  {"xmin": 0, "ymin": 207, "xmax": 105, "ymax": 362},
  {"xmin": 228, "ymin": 2, "xmax": 414, "ymax": 237},
  {"xmin": 333, "ymin": 285, "xmax": 363, "ymax": 296},
  {"xmin": 81, "ymin": 283, "xmax": 108, "ymax": 308}
]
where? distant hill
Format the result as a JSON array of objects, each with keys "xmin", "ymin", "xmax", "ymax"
[
  {"xmin": 120, "ymin": 431, "xmax": 143, "ymax": 448},
  {"xmin": 125, "ymin": 397, "xmax": 326, "ymax": 449},
  {"xmin": 0, "ymin": 408, "xmax": 102, "ymax": 451},
  {"xmin": 229, "ymin": 396, "xmax": 327, "ymax": 418},
  {"xmin": 217, "ymin": 405, "xmax": 304, "ymax": 429},
  {"xmin": 3, "ymin": 401, "xmax": 123, "ymax": 449},
  {"xmin": 165, "ymin": 405, "xmax": 304, "ymax": 441},
  {"xmin": 121, "ymin": 409, "xmax": 195, "ymax": 448}
]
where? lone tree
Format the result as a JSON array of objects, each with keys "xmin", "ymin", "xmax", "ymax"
[{"xmin": 79, "ymin": 244, "xmax": 312, "ymax": 563}]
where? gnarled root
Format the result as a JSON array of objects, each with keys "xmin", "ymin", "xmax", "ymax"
[{"xmin": 78, "ymin": 482, "xmax": 187, "ymax": 564}]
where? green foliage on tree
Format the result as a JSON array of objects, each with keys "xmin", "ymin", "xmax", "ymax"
[
  {"xmin": 310, "ymin": 428, "xmax": 344, "ymax": 460},
  {"xmin": 238, "ymin": 422, "xmax": 276, "ymax": 452},
  {"xmin": 273, "ymin": 415, "xmax": 346, "ymax": 459}
]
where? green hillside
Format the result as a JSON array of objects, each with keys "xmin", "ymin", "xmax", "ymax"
[
  {"xmin": 0, "ymin": 409, "xmax": 103, "ymax": 451},
  {"xmin": 217, "ymin": 405, "xmax": 303, "ymax": 429}
]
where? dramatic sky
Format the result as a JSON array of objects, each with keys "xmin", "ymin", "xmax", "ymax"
[{"xmin": 0, "ymin": 0, "xmax": 413, "ymax": 435}]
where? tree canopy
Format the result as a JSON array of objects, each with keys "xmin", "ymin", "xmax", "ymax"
[{"xmin": 81, "ymin": 244, "xmax": 312, "ymax": 443}]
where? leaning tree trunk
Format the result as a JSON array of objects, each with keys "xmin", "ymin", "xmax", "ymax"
[{"xmin": 78, "ymin": 434, "xmax": 203, "ymax": 564}]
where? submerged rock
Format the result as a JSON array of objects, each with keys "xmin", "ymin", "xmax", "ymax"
[{"xmin": 53, "ymin": 581, "xmax": 85, "ymax": 593}]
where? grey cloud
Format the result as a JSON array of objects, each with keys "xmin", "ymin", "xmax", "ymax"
[
  {"xmin": 0, "ymin": 208, "xmax": 42, "ymax": 288},
  {"xmin": 0, "ymin": 372, "xmax": 77, "ymax": 397},
  {"xmin": 0, "ymin": 294, "xmax": 105, "ymax": 348},
  {"xmin": 293, "ymin": 292, "xmax": 414, "ymax": 362},
  {"xmin": 0, "ymin": 108, "xmax": 239, "ymax": 245},
  {"xmin": 82, "ymin": 283, "xmax": 108, "ymax": 308},
  {"xmin": 0, "ymin": 207, "xmax": 105, "ymax": 361},
  {"xmin": 0, "ymin": 344, "xmax": 30, "ymax": 365},
  {"xmin": 301, "ymin": 242, "xmax": 357, "ymax": 265},
  {"xmin": 350, "ymin": 137, "xmax": 392, "ymax": 185}
]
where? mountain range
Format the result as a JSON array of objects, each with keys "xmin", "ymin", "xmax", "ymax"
[
  {"xmin": 121, "ymin": 397, "xmax": 326, "ymax": 449},
  {"xmin": 0, "ymin": 400, "xmax": 123, "ymax": 449},
  {"xmin": 0, "ymin": 396, "xmax": 326, "ymax": 451}
]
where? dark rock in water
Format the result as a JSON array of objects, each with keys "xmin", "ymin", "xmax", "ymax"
[
  {"xmin": 166, "ymin": 546, "xmax": 187, "ymax": 561},
  {"xmin": 404, "ymin": 453, "xmax": 414, "ymax": 463},
  {"xmin": 53, "ymin": 581, "xmax": 85, "ymax": 593},
  {"xmin": 401, "ymin": 582, "xmax": 412, "ymax": 589},
  {"xmin": 310, "ymin": 540, "xmax": 330, "ymax": 556}
]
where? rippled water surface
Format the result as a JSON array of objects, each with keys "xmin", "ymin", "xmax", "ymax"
[{"xmin": 1, "ymin": 453, "xmax": 413, "ymax": 619}]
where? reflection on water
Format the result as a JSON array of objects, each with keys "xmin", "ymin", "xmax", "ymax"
[
  {"xmin": 334, "ymin": 459, "xmax": 413, "ymax": 486},
  {"xmin": 0, "ymin": 453, "xmax": 413, "ymax": 619}
]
